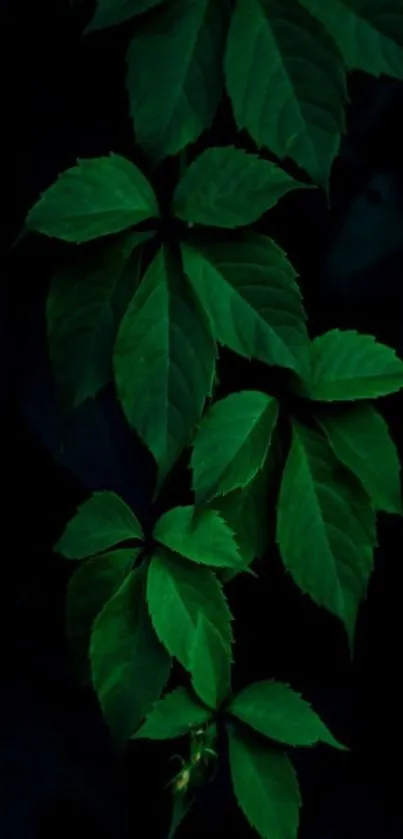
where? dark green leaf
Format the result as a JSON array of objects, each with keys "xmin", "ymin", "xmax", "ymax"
[
  {"xmin": 85, "ymin": 0, "xmax": 164, "ymax": 33},
  {"xmin": 154, "ymin": 505, "xmax": 243, "ymax": 569},
  {"xmin": 190, "ymin": 614, "xmax": 231, "ymax": 709},
  {"xmin": 55, "ymin": 491, "xmax": 144, "ymax": 559},
  {"xmin": 133, "ymin": 686, "xmax": 212, "ymax": 740}
]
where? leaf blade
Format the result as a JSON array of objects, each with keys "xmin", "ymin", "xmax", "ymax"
[
  {"xmin": 154, "ymin": 506, "xmax": 243, "ymax": 569},
  {"xmin": 190, "ymin": 614, "xmax": 232, "ymax": 709},
  {"xmin": 133, "ymin": 686, "xmax": 212, "ymax": 740},
  {"xmin": 55, "ymin": 491, "xmax": 144, "ymax": 559},
  {"xmin": 85, "ymin": 0, "xmax": 164, "ymax": 33}
]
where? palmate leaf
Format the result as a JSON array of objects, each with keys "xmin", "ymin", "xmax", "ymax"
[
  {"xmin": 276, "ymin": 421, "xmax": 377, "ymax": 646},
  {"xmin": 154, "ymin": 505, "xmax": 243, "ymax": 569},
  {"xmin": 190, "ymin": 613, "xmax": 232, "ymax": 709},
  {"xmin": 25, "ymin": 155, "xmax": 158, "ymax": 243},
  {"xmin": 190, "ymin": 390, "xmax": 279, "ymax": 506},
  {"xmin": 228, "ymin": 724, "xmax": 301, "ymax": 839},
  {"xmin": 47, "ymin": 231, "xmax": 151, "ymax": 408},
  {"xmin": 173, "ymin": 146, "xmax": 308, "ymax": 228},
  {"xmin": 85, "ymin": 0, "xmax": 164, "ymax": 33},
  {"xmin": 126, "ymin": 0, "xmax": 230, "ymax": 162},
  {"xmin": 133, "ymin": 686, "xmax": 212, "ymax": 740},
  {"xmin": 316, "ymin": 404, "xmax": 402, "ymax": 515},
  {"xmin": 55, "ymin": 491, "xmax": 144, "ymax": 559},
  {"xmin": 299, "ymin": 0, "xmax": 403, "ymax": 79},
  {"xmin": 181, "ymin": 235, "xmax": 309, "ymax": 378},
  {"xmin": 113, "ymin": 246, "xmax": 217, "ymax": 495},
  {"xmin": 225, "ymin": 0, "xmax": 347, "ymax": 188}
]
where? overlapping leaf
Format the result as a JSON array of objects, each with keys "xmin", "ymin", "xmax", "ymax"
[
  {"xmin": 133, "ymin": 686, "xmax": 212, "ymax": 740},
  {"xmin": 85, "ymin": 0, "xmax": 164, "ymax": 33},
  {"xmin": 55, "ymin": 491, "xmax": 144, "ymax": 559},
  {"xmin": 154, "ymin": 505, "xmax": 243, "ymax": 569},
  {"xmin": 190, "ymin": 614, "xmax": 232, "ymax": 709}
]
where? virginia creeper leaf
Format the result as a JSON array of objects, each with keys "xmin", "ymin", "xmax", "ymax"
[
  {"xmin": 173, "ymin": 146, "xmax": 307, "ymax": 228},
  {"xmin": 26, "ymin": 155, "xmax": 158, "ymax": 243},
  {"xmin": 133, "ymin": 686, "xmax": 212, "ymax": 740},
  {"xmin": 190, "ymin": 613, "xmax": 232, "ymax": 709},
  {"xmin": 90, "ymin": 566, "xmax": 171, "ymax": 745},
  {"xmin": 181, "ymin": 235, "xmax": 309, "ymax": 377},
  {"xmin": 154, "ymin": 505, "xmax": 243, "ymax": 569},
  {"xmin": 55, "ymin": 491, "xmax": 144, "ymax": 559},
  {"xmin": 225, "ymin": 0, "xmax": 347, "ymax": 187},
  {"xmin": 190, "ymin": 390, "xmax": 279, "ymax": 505},
  {"xmin": 85, "ymin": 0, "xmax": 163, "ymax": 33},
  {"xmin": 114, "ymin": 247, "xmax": 217, "ymax": 495}
]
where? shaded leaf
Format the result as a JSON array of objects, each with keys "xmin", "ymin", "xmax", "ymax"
[
  {"xmin": 154, "ymin": 505, "xmax": 243, "ymax": 569},
  {"xmin": 133, "ymin": 686, "xmax": 212, "ymax": 740},
  {"xmin": 55, "ymin": 491, "xmax": 144, "ymax": 559},
  {"xmin": 85, "ymin": 0, "xmax": 164, "ymax": 33},
  {"xmin": 190, "ymin": 614, "xmax": 232, "ymax": 709}
]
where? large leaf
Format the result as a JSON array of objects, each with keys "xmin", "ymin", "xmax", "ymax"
[
  {"xmin": 276, "ymin": 422, "xmax": 377, "ymax": 645},
  {"xmin": 190, "ymin": 390, "xmax": 279, "ymax": 505},
  {"xmin": 114, "ymin": 247, "xmax": 217, "ymax": 495},
  {"xmin": 228, "ymin": 725, "xmax": 301, "ymax": 839},
  {"xmin": 173, "ymin": 146, "xmax": 307, "ymax": 228},
  {"xmin": 47, "ymin": 231, "xmax": 150, "ymax": 408},
  {"xmin": 133, "ymin": 686, "xmax": 212, "ymax": 740},
  {"xmin": 55, "ymin": 491, "xmax": 144, "ymax": 559},
  {"xmin": 146, "ymin": 549, "xmax": 233, "ymax": 671},
  {"xmin": 190, "ymin": 614, "xmax": 232, "ymax": 709},
  {"xmin": 299, "ymin": 0, "xmax": 403, "ymax": 79},
  {"xmin": 317, "ymin": 404, "xmax": 402, "ymax": 515},
  {"xmin": 25, "ymin": 155, "xmax": 158, "ymax": 243},
  {"xmin": 85, "ymin": 0, "xmax": 164, "ymax": 33},
  {"xmin": 307, "ymin": 330, "xmax": 403, "ymax": 401},
  {"xmin": 228, "ymin": 681, "xmax": 344, "ymax": 749},
  {"xmin": 225, "ymin": 0, "xmax": 347, "ymax": 187},
  {"xmin": 90, "ymin": 566, "xmax": 171, "ymax": 745},
  {"xmin": 181, "ymin": 235, "xmax": 309, "ymax": 377},
  {"xmin": 153, "ymin": 505, "xmax": 243, "ymax": 569},
  {"xmin": 66, "ymin": 548, "xmax": 139, "ymax": 685},
  {"xmin": 126, "ymin": 0, "xmax": 229, "ymax": 162}
]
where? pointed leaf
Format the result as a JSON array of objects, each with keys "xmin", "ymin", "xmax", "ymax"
[
  {"xmin": 126, "ymin": 0, "xmax": 229, "ymax": 162},
  {"xmin": 190, "ymin": 614, "xmax": 231, "ymax": 709},
  {"xmin": 173, "ymin": 146, "xmax": 307, "ymax": 228},
  {"xmin": 90, "ymin": 566, "xmax": 172, "ymax": 745},
  {"xmin": 168, "ymin": 792, "xmax": 195, "ymax": 839},
  {"xmin": 276, "ymin": 422, "xmax": 376, "ymax": 645},
  {"xmin": 228, "ymin": 680, "xmax": 345, "ymax": 749},
  {"xmin": 146, "ymin": 549, "xmax": 233, "ymax": 671},
  {"xmin": 317, "ymin": 404, "xmax": 402, "ymax": 515},
  {"xmin": 55, "ymin": 491, "xmax": 144, "ymax": 559},
  {"xmin": 26, "ymin": 155, "xmax": 158, "ymax": 243},
  {"xmin": 114, "ymin": 246, "xmax": 217, "ymax": 494},
  {"xmin": 191, "ymin": 390, "xmax": 279, "ymax": 505},
  {"xmin": 154, "ymin": 505, "xmax": 243, "ymax": 569},
  {"xmin": 225, "ymin": 0, "xmax": 347, "ymax": 187},
  {"xmin": 85, "ymin": 0, "xmax": 163, "ymax": 33},
  {"xmin": 308, "ymin": 330, "xmax": 403, "ymax": 401},
  {"xmin": 228, "ymin": 725, "xmax": 301, "ymax": 839},
  {"xmin": 181, "ymin": 235, "xmax": 309, "ymax": 377},
  {"xmin": 47, "ymin": 231, "xmax": 151, "ymax": 407},
  {"xmin": 133, "ymin": 686, "xmax": 212, "ymax": 740}
]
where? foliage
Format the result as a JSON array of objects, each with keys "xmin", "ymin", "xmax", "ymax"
[{"xmin": 24, "ymin": 0, "xmax": 403, "ymax": 837}]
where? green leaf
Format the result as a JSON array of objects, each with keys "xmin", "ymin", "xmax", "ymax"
[
  {"xmin": 47, "ymin": 231, "xmax": 151, "ymax": 408},
  {"xmin": 308, "ymin": 330, "xmax": 403, "ymax": 401},
  {"xmin": 228, "ymin": 725, "xmax": 301, "ymax": 839},
  {"xmin": 316, "ymin": 404, "xmax": 402, "ymax": 515},
  {"xmin": 276, "ymin": 421, "xmax": 376, "ymax": 645},
  {"xmin": 225, "ymin": 0, "xmax": 347, "ymax": 187},
  {"xmin": 190, "ymin": 614, "xmax": 231, "ymax": 709},
  {"xmin": 133, "ymin": 686, "xmax": 212, "ymax": 740},
  {"xmin": 191, "ymin": 390, "xmax": 279, "ymax": 505},
  {"xmin": 90, "ymin": 566, "xmax": 172, "ymax": 746},
  {"xmin": 299, "ymin": 0, "xmax": 403, "ymax": 79},
  {"xmin": 168, "ymin": 792, "xmax": 195, "ymax": 839},
  {"xmin": 146, "ymin": 549, "xmax": 233, "ymax": 671},
  {"xmin": 181, "ymin": 235, "xmax": 309, "ymax": 377},
  {"xmin": 154, "ymin": 505, "xmax": 243, "ymax": 569},
  {"xmin": 173, "ymin": 146, "xmax": 307, "ymax": 228},
  {"xmin": 66, "ymin": 548, "xmax": 139, "ymax": 685},
  {"xmin": 126, "ymin": 0, "xmax": 229, "ymax": 162},
  {"xmin": 228, "ymin": 680, "xmax": 345, "ymax": 749},
  {"xmin": 114, "ymin": 246, "xmax": 217, "ymax": 494},
  {"xmin": 25, "ymin": 155, "xmax": 158, "ymax": 243},
  {"xmin": 55, "ymin": 491, "xmax": 144, "ymax": 559},
  {"xmin": 85, "ymin": 0, "xmax": 164, "ymax": 33}
]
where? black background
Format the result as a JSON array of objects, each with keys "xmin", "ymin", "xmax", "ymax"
[{"xmin": 1, "ymin": 1, "xmax": 403, "ymax": 837}]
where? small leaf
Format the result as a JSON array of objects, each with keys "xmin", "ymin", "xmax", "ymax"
[
  {"xmin": 133, "ymin": 686, "xmax": 212, "ymax": 740},
  {"xmin": 114, "ymin": 246, "xmax": 217, "ymax": 495},
  {"xmin": 90, "ymin": 566, "xmax": 171, "ymax": 745},
  {"xmin": 85, "ymin": 0, "xmax": 164, "ymax": 33},
  {"xmin": 66, "ymin": 548, "xmax": 139, "ymax": 685},
  {"xmin": 190, "ymin": 614, "xmax": 231, "ymax": 709},
  {"xmin": 173, "ymin": 146, "xmax": 307, "ymax": 228},
  {"xmin": 317, "ymin": 404, "xmax": 402, "ymax": 515},
  {"xmin": 181, "ymin": 235, "xmax": 309, "ymax": 378},
  {"xmin": 228, "ymin": 681, "xmax": 345, "ymax": 749},
  {"xmin": 47, "ymin": 231, "xmax": 151, "ymax": 407},
  {"xmin": 308, "ymin": 330, "xmax": 403, "ymax": 401},
  {"xmin": 168, "ymin": 791, "xmax": 195, "ymax": 839},
  {"xmin": 26, "ymin": 155, "xmax": 159, "ymax": 243},
  {"xmin": 146, "ymin": 549, "xmax": 233, "ymax": 671},
  {"xmin": 228, "ymin": 724, "xmax": 301, "ymax": 839},
  {"xmin": 154, "ymin": 506, "xmax": 243, "ymax": 569},
  {"xmin": 55, "ymin": 491, "xmax": 144, "ymax": 559},
  {"xmin": 191, "ymin": 390, "xmax": 279, "ymax": 505}
]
